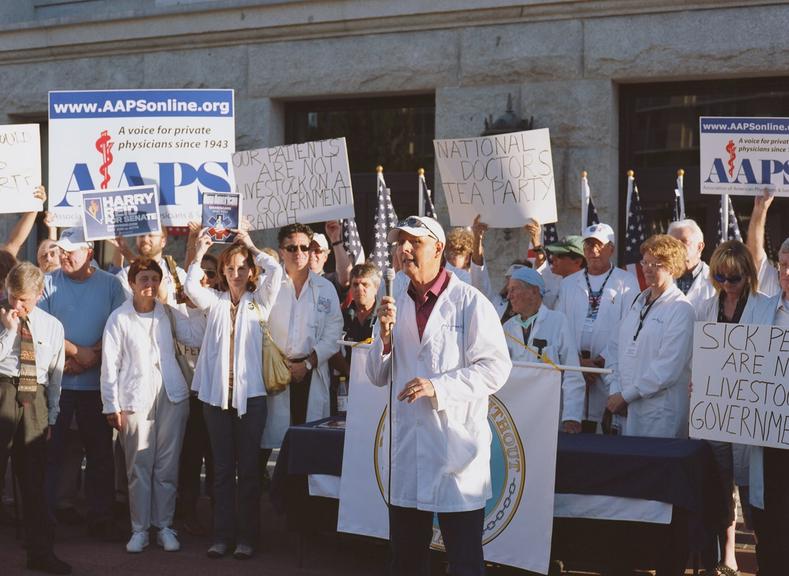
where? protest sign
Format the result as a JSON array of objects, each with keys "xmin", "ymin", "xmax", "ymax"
[
  {"xmin": 202, "ymin": 191, "xmax": 241, "ymax": 243},
  {"xmin": 0, "ymin": 123, "xmax": 43, "ymax": 213},
  {"xmin": 81, "ymin": 185, "xmax": 160, "ymax": 241},
  {"xmin": 690, "ymin": 321, "xmax": 789, "ymax": 449},
  {"xmin": 233, "ymin": 138, "xmax": 354, "ymax": 230},
  {"xmin": 48, "ymin": 89, "xmax": 235, "ymax": 227},
  {"xmin": 700, "ymin": 116, "xmax": 789, "ymax": 197},
  {"xmin": 338, "ymin": 354, "xmax": 559, "ymax": 574},
  {"xmin": 433, "ymin": 129, "xmax": 557, "ymax": 228}
]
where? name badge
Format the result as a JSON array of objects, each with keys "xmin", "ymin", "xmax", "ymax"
[
  {"xmin": 625, "ymin": 341, "xmax": 638, "ymax": 357},
  {"xmin": 316, "ymin": 296, "xmax": 331, "ymax": 314}
]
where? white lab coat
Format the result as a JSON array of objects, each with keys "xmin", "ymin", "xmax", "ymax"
[
  {"xmin": 556, "ymin": 267, "xmax": 640, "ymax": 422},
  {"xmin": 604, "ymin": 284, "xmax": 695, "ymax": 438},
  {"xmin": 683, "ymin": 261, "xmax": 716, "ymax": 311},
  {"xmin": 261, "ymin": 271, "xmax": 343, "ymax": 448},
  {"xmin": 366, "ymin": 273, "xmax": 512, "ymax": 513},
  {"xmin": 469, "ymin": 261, "xmax": 509, "ymax": 319},
  {"xmin": 536, "ymin": 261, "xmax": 562, "ymax": 310},
  {"xmin": 183, "ymin": 251, "xmax": 283, "ymax": 416},
  {"xmin": 100, "ymin": 300, "xmax": 193, "ymax": 414},
  {"xmin": 502, "ymin": 305, "xmax": 585, "ymax": 424}
]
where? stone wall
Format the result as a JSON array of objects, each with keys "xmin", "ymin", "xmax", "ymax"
[{"xmin": 1, "ymin": 0, "xmax": 788, "ymax": 276}]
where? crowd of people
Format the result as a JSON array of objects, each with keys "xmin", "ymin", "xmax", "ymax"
[{"xmin": 0, "ymin": 185, "xmax": 787, "ymax": 576}]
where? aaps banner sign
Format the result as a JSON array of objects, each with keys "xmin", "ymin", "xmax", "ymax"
[
  {"xmin": 48, "ymin": 89, "xmax": 235, "ymax": 227},
  {"xmin": 700, "ymin": 116, "xmax": 789, "ymax": 197}
]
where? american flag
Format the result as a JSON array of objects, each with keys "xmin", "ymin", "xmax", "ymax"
[
  {"xmin": 581, "ymin": 171, "xmax": 600, "ymax": 230},
  {"xmin": 372, "ymin": 167, "xmax": 398, "ymax": 271},
  {"xmin": 543, "ymin": 222, "xmax": 559, "ymax": 245},
  {"xmin": 716, "ymin": 194, "xmax": 742, "ymax": 243},
  {"xmin": 418, "ymin": 169, "xmax": 437, "ymax": 219},
  {"xmin": 341, "ymin": 218, "xmax": 365, "ymax": 265},
  {"xmin": 624, "ymin": 172, "xmax": 648, "ymax": 289}
]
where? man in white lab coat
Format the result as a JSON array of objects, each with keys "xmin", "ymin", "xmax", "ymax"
[
  {"xmin": 501, "ymin": 267, "xmax": 584, "ymax": 432},
  {"xmin": 667, "ymin": 218, "xmax": 715, "ymax": 309},
  {"xmin": 369, "ymin": 215, "xmax": 512, "ymax": 576},
  {"xmin": 556, "ymin": 223, "xmax": 639, "ymax": 431}
]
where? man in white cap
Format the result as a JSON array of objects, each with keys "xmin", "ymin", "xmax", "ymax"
[
  {"xmin": 556, "ymin": 223, "xmax": 639, "ymax": 432},
  {"xmin": 502, "ymin": 266, "xmax": 584, "ymax": 433},
  {"xmin": 38, "ymin": 227, "xmax": 126, "ymax": 540},
  {"xmin": 667, "ymin": 218, "xmax": 715, "ymax": 309},
  {"xmin": 370, "ymin": 215, "xmax": 511, "ymax": 576}
]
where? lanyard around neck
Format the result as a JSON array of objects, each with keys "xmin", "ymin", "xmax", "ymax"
[{"xmin": 585, "ymin": 266, "xmax": 614, "ymax": 319}]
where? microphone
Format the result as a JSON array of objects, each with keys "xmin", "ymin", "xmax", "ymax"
[{"xmin": 384, "ymin": 267, "xmax": 396, "ymax": 332}]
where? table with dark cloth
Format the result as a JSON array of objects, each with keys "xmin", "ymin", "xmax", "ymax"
[{"xmin": 271, "ymin": 419, "xmax": 726, "ymax": 574}]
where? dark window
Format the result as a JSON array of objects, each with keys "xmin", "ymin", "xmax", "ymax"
[
  {"xmin": 619, "ymin": 78, "xmax": 789, "ymax": 261},
  {"xmin": 285, "ymin": 95, "xmax": 436, "ymax": 255}
]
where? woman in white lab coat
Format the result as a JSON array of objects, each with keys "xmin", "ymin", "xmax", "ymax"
[
  {"xmin": 185, "ymin": 229, "xmax": 282, "ymax": 560},
  {"xmin": 501, "ymin": 266, "xmax": 585, "ymax": 431},
  {"xmin": 696, "ymin": 240, "xmax": 774, "ymax": 575},
  {"xmin": 604, "ymin": 234, "xmax": 695, "ymax": 438}
]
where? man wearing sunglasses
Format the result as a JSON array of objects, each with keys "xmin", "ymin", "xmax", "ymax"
[
  {"xmin": 262, "ymin": 223, "xmax": 343, "ymax": 452},
  {"xmin": 369, "ymin": 215, "xmax": 511, "ymax": 576}
]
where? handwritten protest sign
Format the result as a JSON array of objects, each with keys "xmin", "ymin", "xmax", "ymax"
[
  {"xmin": 700, "ymin": 116, "xmax": 789, "ymax": 197},
  {"xmin": 690, "ymin": 321, "xmax": 789, "ymax": 449},
  {"xmin": 81, "ymin": 185, "xmax": 161, "ymax": 241},
  {"xmin": 49, "ymin": 89, "xmax": 235, "ymax": 227},
  {"xmin": 433, "ymin": 128, "xmax": 557, "ymax": 228},
  {"xmin": 233, "ymin": 138, "xmax": 354, "ymax": 230},
  {"xmin": 202, "ymin": 192, "xmax": 240, "ymax": 243},
  {"xmin": 0, "ymin": 123, "xmax": 43, "ymax": 213}
]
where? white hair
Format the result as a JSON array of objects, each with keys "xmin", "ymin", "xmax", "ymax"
[
  {"xmin": 780, "ymin": 237, "xmax": 789, "ymax": 255},
  {"xmin": 667, "ymin": 219, "xmax": 704, "ymax": 244}
]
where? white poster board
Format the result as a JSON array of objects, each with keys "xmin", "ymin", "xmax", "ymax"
[
  {"xmin": 0, "ymin": 123, "xmax": 43, "ymax": 213},
  {"xmin": 233, "ymin": 138, "xmax": 354, "ymax": 230},
  {"xmin": 433, "ymin": 129, "xmax": 557, "ymax": 227},
  {"xmin": 48, "ymin": 89, "xmax": 235, "ymax": 227},
  {"xmin": 690, "ymin": 321, "xmax": 789, "ymax": 449},
  {"xmin": 338, "ymin": 358, "xmax": 560, "ymax": 574},
  {"xmin": 700, "ymin": 116, "xmax": 789, "ymax": 197}
]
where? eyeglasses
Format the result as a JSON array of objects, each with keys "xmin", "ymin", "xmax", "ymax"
[
  {"xmin": 397, "ymin": 216, "xmax": 439, "ymax": 240},
  {"xmin": 202, "ymin": 269, "xmax": 217, "ymax": 279},
  {"xmin": 283, "ymin": 244, "xmax": 310, "ymax": 253},
  {"xmin": 639, "ymin": 260, "xmax": 664, "ymax": 270},
  {"xmin": 714, "ymin": 273, "xmax": 743, "ymax": 284}
]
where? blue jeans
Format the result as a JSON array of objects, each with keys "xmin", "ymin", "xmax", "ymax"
[
  {"xmin": 203, "ymin": 395, "xmax": 267, "ymax": 547},
  {"xmin": 46, "ymin": 389, "xmax": 114, "ymax": 526}
]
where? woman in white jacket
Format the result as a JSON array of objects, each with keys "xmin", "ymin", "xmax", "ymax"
[
  {"xmin": 101, "ymin": 258, "xmax": 195, "ymax": 554},
  {"xmin": 696, "ymin": 240, "xmax": 774, "ymax": 576},
  {"xmin": 604, "ymin": 234, "xmax": 696, "ymax": 439},
  {"xmin": 184, "ymin": 229, "xmax": 282, "ymax": 560}
]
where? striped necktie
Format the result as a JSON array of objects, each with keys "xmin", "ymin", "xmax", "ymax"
[{"xmin": 17, "ymin": 316, "xmax": 37, "ymax": 405}]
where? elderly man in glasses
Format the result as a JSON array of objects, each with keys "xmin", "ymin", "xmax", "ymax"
[
  {"xmin": 370, "ymin": 215, "xmax": 511, "ymax": 576},
  {"xmin": 262, "ymin": 224, "xmax": 343, "ymax": 451}
]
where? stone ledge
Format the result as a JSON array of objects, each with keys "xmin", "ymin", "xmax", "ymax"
[{"xmin": 0, "ymin": 0, "xmax": 785, "ymax": 65}]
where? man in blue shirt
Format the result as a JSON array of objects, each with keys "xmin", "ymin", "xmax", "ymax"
[{"xmin": 39, "ymin": 227, "xmax": 126, "ymax": 539}]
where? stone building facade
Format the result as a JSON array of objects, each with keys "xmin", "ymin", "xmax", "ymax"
[{"xmin": 1, "ymin": 0, "xmax": 788, "ymax": 276}]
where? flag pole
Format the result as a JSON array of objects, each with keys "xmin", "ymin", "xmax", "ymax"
[
  {"xmin": 581, "ymin": 170, "xmax": 589, "ymax": 232},
  {"xmin": 626, "ymin": 170, "xmax": 635, "ymax": 229},
  {"xmin": 676, "ymin": 168, "xmax": 685, "ymax": 220},
  {"xmin": 417, "ymin": 168, "xmax": 425, "ymax": 217},
  {"xmin": 721, "ymin": 193, "xmax": 729, "ymax": 240}
]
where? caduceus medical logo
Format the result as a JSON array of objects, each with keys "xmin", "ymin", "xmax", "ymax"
[
  {"xmin": 95, "ymin": 130, "xmax": 114, "ymax": 190},
  {"xmin": 373, "ymin": 395, "xmax": 525, "ymax": 549},
  {"xmin": 725, "ymin": 139, "xmax": 737, "ymax": 178}
]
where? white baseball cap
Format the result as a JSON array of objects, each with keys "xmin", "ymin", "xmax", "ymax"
[
  {"xmin": 386, "ymin": 216, "xmax": 446, "ymax": 244},
  {"xmin": 311, "ymin": 233, "xmax": 329, "ymax": 252},
  {"xmin": 582, "ymin": 223, "xmax": 615, "ymax": 245},
  {"xmin": 56, "ymin": 227, "xmax": 93, "ymax": 252}
]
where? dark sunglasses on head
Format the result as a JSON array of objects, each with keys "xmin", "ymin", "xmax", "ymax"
[
  {"xmin": 202, "ymin": 269, "xmax": 217, "ymax": 279},
  {"xmin": 714, "ymin": 273, "xmax": 743, "ymax": 284},
  {"xmin": 284, "ymin": 244, "xmax": 310, "ymax": 253},
  {"xmin": 397, "ymin": 216, "xmax": 439, "ymax": 240}
]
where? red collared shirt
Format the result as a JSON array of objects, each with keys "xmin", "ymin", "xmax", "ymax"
[{"xmin": 407, "ymin": 267, "xmax": 450, "ymax": 340}]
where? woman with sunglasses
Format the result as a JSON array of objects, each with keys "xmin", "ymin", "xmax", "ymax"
[
  {"xmin": 184, "ymin": 228, "xmax": 282, "ymax": 560},
  {"xmin": 604, "ymin": 234, "xmax": 696, "ymax": 439},
  {"xmin": 696, "ymin": 240, "xmax": 774, "ymax": 576}
]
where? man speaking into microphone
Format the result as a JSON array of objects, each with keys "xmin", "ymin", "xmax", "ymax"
[{"xmin": 367, "ymin": 215, "xmax": 511, "ymax": 576}]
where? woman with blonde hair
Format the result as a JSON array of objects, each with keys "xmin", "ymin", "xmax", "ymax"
[
  {"xmin": 604, "ymin": 234, "xmax": 696, "ymax": 438},
  {"xmin": 696, "ymin": 240, "xmax": 774, "ymax": 576},
  {"xmin": 185, "ymin": 228, "xmax": 282, "ymax": 560}
]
